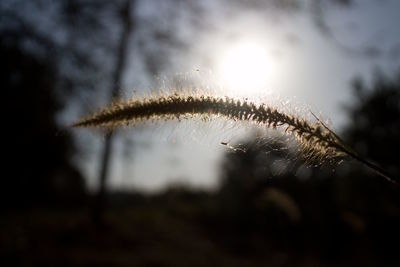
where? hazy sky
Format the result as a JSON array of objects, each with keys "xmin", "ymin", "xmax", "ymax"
[{"xmin": 78, "ymin": 0, "xmax": 400, "ymax": 193}]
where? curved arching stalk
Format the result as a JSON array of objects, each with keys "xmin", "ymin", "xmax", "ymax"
[{"xmin": 73, "ymin": 93, "xmax": 398, "ymax": 184}]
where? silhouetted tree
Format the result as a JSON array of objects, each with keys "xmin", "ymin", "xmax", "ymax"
[
  {"xmin": 1, "ymin": 36, "xmax": 86, "ymax": 209},
  {"xmin": 0, "ymin": 1, "xmax": 207, "ymax": 215},
  {"xmin": 344, "ymin": 73, "xmax": 400, "ymax": 179},
  {"xmin": 93, "ymin": 0, "xmax": 135, "ymax": 225}
]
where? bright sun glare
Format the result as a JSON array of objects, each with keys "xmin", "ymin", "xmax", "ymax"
[{"xmin": 217, "ymin": 42, "xmax": 269, "ymax": 93}]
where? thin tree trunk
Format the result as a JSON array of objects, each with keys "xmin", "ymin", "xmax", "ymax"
[{"xmin": 93, "ymin": 0, "xmax": 134, "ymax": 225}]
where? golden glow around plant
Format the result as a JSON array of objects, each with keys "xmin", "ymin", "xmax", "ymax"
[{"xmin": 73, "ymin": 92, "xmax": 398, "ymax": 184}]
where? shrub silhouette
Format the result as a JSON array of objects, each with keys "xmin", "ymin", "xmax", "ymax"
[{"xmin": 2, "ymin": 37, "xmax": 85, "ymax": 209}]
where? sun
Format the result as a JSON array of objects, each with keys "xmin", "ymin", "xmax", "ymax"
[{"xmin": 217, "ymin": 41, "xmax": 269, "ymax": 94}]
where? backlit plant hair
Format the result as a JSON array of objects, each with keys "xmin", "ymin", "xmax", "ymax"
[{"xmin": 73, "ymin": 92, "xmax": 397, "ymax": 184}]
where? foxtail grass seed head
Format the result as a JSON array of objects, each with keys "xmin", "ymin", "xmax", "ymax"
[{"xmin": 73, "ymin": 92, "xmax": 398, "ymax": 184}]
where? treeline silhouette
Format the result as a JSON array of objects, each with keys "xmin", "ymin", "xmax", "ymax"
[
  {"xmin": 1, "ymin": 33, "xmax": 399, "ymax": 265},
  {"xmin": 1, "ymin": 3, "xmax": 400, "ymax": 264}
]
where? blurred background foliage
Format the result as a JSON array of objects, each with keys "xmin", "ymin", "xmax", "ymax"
[{"xmin": 1, "ymin": 0, "xmax": 400, "ymax": 266}]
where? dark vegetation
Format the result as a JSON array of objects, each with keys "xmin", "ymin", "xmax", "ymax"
[
  {"xmin": 1, "ymin": 37, "xmax": 86, "ymax": 210},
  {"xmin": 2, "ymin": 36, "xmax": 400, "ymax": 266},
  {"xmin": 1, "ymin": 1, "xmax": 400, "ymax": 266}
]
